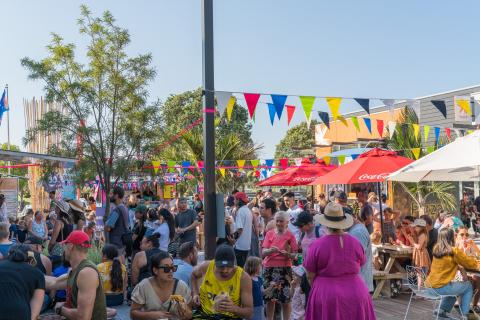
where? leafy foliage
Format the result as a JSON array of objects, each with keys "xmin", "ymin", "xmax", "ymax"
[{"xmin": 274, "ymin": 120, "xmax": 318, "ymax": 159}]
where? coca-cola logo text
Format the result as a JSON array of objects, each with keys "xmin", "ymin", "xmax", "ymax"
[{"xmin": 358, "ymin": 173, "xmax": 389, "ymax": 181}]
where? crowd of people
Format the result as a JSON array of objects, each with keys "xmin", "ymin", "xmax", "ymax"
[{"xmin": 2, "ymin": 185, "xmax": 480, "ymax": 319}]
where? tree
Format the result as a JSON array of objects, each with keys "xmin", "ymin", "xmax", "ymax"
[
  {"xmin": 274, "ymin": 120, "xmax": 318, "ymax": 159},
  {"xmin": 0, "ymin": 144, "xmax": 29, "ymax": 204},
  {"xmin": 21, "ymin": 6, "xmax": 160, "ymax": 216},
  {"xmin": 154, "ymin": 89, "xmax": 262, "ymax": 193}
]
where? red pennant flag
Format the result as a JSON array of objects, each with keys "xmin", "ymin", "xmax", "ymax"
[
  {"xmin": 197, "ymin": 160, "xmax": 204, "ymax": 173},
  {"xmin": 285, "ymin": 105, "xmax": 296, "ymax": 126},
  {"xmin": 445, "ymin": 127, "xmax": 451, "ymax": 140},
  {"xmin": 279, "ymin": 158, "xmax": 289, "ymax": 170},
  {"xmin": 376, "ymin": 119, "xmax": 384, "ymax": 137},
  {"xmin": 244, "ymin": 93, "xmax": 261, "ymax": 119},
  {"xmin": 255, "ymin": 170, "xmax": 261, "ymax": 178}
]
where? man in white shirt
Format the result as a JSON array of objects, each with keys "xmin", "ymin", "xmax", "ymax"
[
  {"xmin": 233, "ymin": 192, "xmax": 252, "ymax": 267},
  {"xmin": 283, "ymin": 191, "xmax": 302, "ymax": 240}
]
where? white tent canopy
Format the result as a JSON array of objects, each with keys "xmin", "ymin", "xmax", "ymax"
[{"xmin": 389, "ymin": 130, "xmax": 480, "ymax": 182}]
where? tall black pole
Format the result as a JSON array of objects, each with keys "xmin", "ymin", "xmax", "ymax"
[
  {"xmin": 202, "ymin": 0, "xmax": 217, "ymax": 260},
  {"xmin": 377, "ymin": 182, "xmax": 385, "ymax": 243}
]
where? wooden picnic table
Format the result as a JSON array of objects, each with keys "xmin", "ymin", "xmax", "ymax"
[{"xmin": 372, "ymin": 244, "xmax": 413, "ymax": 299}]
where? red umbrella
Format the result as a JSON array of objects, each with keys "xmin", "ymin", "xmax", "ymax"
[
  {"xmin": 309, "ymin": 148, "xmax": 413, "ymax": 185},
  {"xmin": 257, "ymin": 158, "xmax": 336, "ymax": 186},
  {"xmin": 309, "ymin": 148, "xmax": 413, "ymax": 243}
]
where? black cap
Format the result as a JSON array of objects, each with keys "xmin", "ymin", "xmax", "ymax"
[
  {"xmin": 293, "ymin": 211, "xmax": 313, "ymax": 227},
  {"xmin": 334, "ymin": 191, "xmax": 348, "ymax": 202},
  {"xmin": 24, "ymin": 236, "xmax": 44, "ymax": 245},
  {"xmin": 215, "ymin": 244, "xmax": 236, "ymax": 268}
]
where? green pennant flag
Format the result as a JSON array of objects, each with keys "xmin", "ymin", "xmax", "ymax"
[
  {"xmin": 426, "ymin": 146, "xmax": 435, "ymax": 154},
  {"xmin": 250, "ymin": 159, "xmax": 260, "ymax": 171},
  {"xmin": 167, "ymin": 160, "xmax": 176, "ymax": 173},
  {"xmin": 338, "ymin": 155, "xmax": 346, "ymax": 165},
  {"xmin": 351, "ymin": 116, "xmax": 360, "ymax": 132},
  {"xmin": 424, "ymin": 125, "xmax": 430, "ymax": 143},
  {"xmin": 299, "ymin": 96, "xmax": 315, "ymax": 127}
]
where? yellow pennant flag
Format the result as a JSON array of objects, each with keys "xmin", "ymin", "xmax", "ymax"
[
  {"xmin": 411, "ymin": 148, "xmax": 421, "ymax": 160},
  {"xmin": 468, "ymin": 129, "xmax": 474, "ymax": 134},
  {"xmin": 456, "ymin": 99, "xmax": 472, "ymax": 116},
  {"xmin": 219, "ymin": 168, "xmax": 226, "ymax": 177},
  {"xmin": 152, "ymin": 160, "xmax": 161, "ymax": 174},
  {"xmin": 412, "ymin": 124, "xmax": 420, "ymax": 140},
  {"xmin": 236, "ymin": 160, "xmax": 246, "ymax": 171},
  {"xmin": 326, "ymin": 97, "xmax": 342, "ymax": 120},
  {"xmin": 323, "ymin": 156, "xmax": 331, "ymax": 165},
  {"xmin": 337, "ymin": 115, "xmax": 348, "ymax": 126},
  {"xmin": 226, "ymin": 96, "xmax": 236, "ymax": 121}
]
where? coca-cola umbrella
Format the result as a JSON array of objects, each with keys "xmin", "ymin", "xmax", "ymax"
[
  {"xmin": 309, "ymin": 148, "xmax": 413, "ymax": 242},
  {"xmin": 257, "ymin": 158, "xmax": 336, "ymax": 187}
]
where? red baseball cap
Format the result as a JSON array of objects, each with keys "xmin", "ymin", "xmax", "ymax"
[
  {"xmin": 234, "ymin": 192, "xmax": 249, "ymax": 203},
  {"xmin": 61, "ymin": 230, "xmax": 92, "ymax": 248}
]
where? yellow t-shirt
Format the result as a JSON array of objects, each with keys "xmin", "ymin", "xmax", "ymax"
[
  {"xmin": 97, "ymin": 261, "xmax": 127, "ymax": 293},
  {"xmin": 199, "ymin": 260, "xmax": 243, "ymax": 318}
]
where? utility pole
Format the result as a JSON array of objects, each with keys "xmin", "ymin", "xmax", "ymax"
[{"xmin": 202, "ymin": 0, "xmax": 217, "ymax": 259}]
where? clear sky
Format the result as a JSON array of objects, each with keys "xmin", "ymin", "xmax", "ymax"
[{"xmin": 2, "ymin": 0, "xmax": 480, "ymax": 158}]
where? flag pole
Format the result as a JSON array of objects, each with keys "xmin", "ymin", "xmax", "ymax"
[{"xmin": 6, "ymin": 85, "xmax": 10, "ymax": 176}]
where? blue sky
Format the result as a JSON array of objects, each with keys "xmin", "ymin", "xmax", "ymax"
[{"xmin": 1, "ymin": 0, "xmax": 480, "ymax": 158}]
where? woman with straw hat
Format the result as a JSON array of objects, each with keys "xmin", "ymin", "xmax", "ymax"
[{"xmin": 304, "ymin": 202, "xmax": 375, "ymax": 320}]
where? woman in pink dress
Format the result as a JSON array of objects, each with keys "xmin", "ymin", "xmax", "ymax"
[{"xmin": 304, "ymin": 202, "xmax": 376, "ymax": 320}]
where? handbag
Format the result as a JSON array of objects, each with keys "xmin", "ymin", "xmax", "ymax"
[{"xmin": 168, "ymin": 234, "xmax": 181, "ymax": 257}]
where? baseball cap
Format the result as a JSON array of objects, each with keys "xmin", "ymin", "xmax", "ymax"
[
  {"xmin": 214, "ymin": 244, "xmax": 236, "ymax": 268},
  {"xmin": 61, "ymin": 230, "xmax": 92, "ymax": 248},
  {"xmin": 293, "ymin": 211, "xmax": 313, "ymax": 227},
  {"xmin": 234, "ymin": 192, "xmax": 249, "ymax": 203},
  {"xmin": 24, "ymin": 236, "xmax": 44, "ymax": 245},
  {"xmin": 135, "ymin": 204, "xmax": 147, "ymax": 213},
  {"xmin": 334, "ymin": 191, "xmax": 348, "ymax": 202},
  {"xmin": 412, "ymin": 219, "xmax": 427, "ymax": 228}
]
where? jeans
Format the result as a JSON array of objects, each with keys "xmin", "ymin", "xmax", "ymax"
[
  {"xmin": 428, "ymin": 281, "xmax": 473, "ymax": 315},
  {"xmin": 234, "ymin": 249, "xmax": 249, "ymax": 268}
]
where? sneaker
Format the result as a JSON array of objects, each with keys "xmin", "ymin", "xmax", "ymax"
[{"xmin": 433, "ymin": 309, "xmax": 453, "ymax": 319}]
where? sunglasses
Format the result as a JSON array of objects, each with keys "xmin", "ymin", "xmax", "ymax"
[
  {"xmin": 157, "ymin": 265, "xmax": 178, "ymax": 273},
  {"xmin": 402, "ymin": 221, "xmax": 410, "ymax": 225},
  {"xmin": 459, "ymin": 233, "xmax": 468, "ymax": 237}
]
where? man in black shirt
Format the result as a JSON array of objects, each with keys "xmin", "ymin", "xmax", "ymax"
[{"xmin": 175, "ymin": 198, "xmax": 200, "ymax": 245}]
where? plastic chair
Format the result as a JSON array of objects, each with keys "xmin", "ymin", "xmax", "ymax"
[{"xmin": 404, "ymin": 266, "xmax": 464, "ymax": 320}]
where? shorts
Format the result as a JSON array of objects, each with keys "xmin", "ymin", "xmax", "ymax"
[{"xmin": 263, "ymin": 266, "xmax": 293, "ymax": 303}]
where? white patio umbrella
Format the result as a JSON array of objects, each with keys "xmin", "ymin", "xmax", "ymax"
[{"xmin": 389, "ymin": 130, "xmax": 480, "ymax": 182}]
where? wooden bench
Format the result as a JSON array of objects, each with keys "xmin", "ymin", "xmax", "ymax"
[{"xmin": 373, "ymin": 270, "xmax": 406, "ymax": 299}]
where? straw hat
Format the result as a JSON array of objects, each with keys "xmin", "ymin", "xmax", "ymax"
[
  {"xmin": 69, "ymin": 199, "xmax": 86, "ymax": 213},
  {"xmin": 315, "ymin": 202, "xmax": 353, "ymax": 230},
  {"xmin": 54, "ymin": 200, "xmax": 71, "ymax": 214}
]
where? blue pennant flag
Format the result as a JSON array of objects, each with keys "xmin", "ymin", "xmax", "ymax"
[
  {"xmin": 363, "ymin": 117, "xmax": 372, "ymax": 134},
  {"xmin": 434, "ymin": 127, "xmax": 440, "ymax": 145},
  {"xmin": 351, "ymin": 154, "xmax": 359, "ymax": 160},
  {"xmin": 265, "ymin": 159, "xmax": 274, "ymax": 171},
  {"xmin": 261, "ymin": 169, "xmax": 268, "ymax": 179},
  {"xmin": 181, "ymin": 161, "xmax": 190, "ymax": 175},
  {"xmin": 271, "ymin": 94, "xmax": 287, "ymax": 120},
  {"xmin": 267, "ymin": 103, "xmax": 276, "ymax": 125},
  {"xmin": 354, "ymin": 98, "xmax": 370, "ymax": 114},
  {"xmin": 318, "ymin": 111, "xmax": 330, "ymax": 129}
]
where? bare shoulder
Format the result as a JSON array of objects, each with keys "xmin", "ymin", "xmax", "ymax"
[{"xmin": 77, "ymin": 267, "xmax": 100, "ymax": 287}]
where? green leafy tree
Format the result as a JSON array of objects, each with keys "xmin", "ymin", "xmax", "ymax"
[
  {"xmin": 21, "ymin": 6, "xmax": 161, "ymax": 215},
  {"xmin": 274, "ymin": 120, "xmax": 318, "ymax": 159}
]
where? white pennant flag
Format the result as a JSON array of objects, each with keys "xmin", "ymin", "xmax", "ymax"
[
  {"xmin": 216, "ymin": 91, "xmax": 233, "ymax": 115},
  {"xmin": 454, "ymin": 129, "xmax": 461, "ymax": 139},
  {"xmin": 407, "ymin": 99, "xmax": 421, "ymax": 120},
  {"xmin": 294, "ymin": 158, "xmax": 302, "ymax": 167},
  {"xmin": 382, "ymin": 99, "xmax": 396, "ymax": 116},
  {"xmin": 388, "ymin": 121, "xmax": 397, "ymax": 139}
]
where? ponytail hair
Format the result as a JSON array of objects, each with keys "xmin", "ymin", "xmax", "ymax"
[
  {"xmin": 159, "ymin": 209, "xmax": 175, "ymax": 240},
  {"xmin": 8, "ymin": 244, "xmax": 36, "ymax": 266},
  {"xmin": 102, "ymin": 244, "xmax": 123, "ymax": 292}
]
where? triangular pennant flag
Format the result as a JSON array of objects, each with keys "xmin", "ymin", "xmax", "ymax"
[
  {"xmin": 267, "ymin": 103, "xmax": 276, "ymax": 125},
  {"xmin": 430, "ymin": 100, "xmax": 447, "ymax": 118},
  {"xmin": 423, "ymin": 125, "xmax": 430, "ymax": 143},
  {"xmin": 326, "ymin": 97, "xmax": 342, "ymax": 120},
  {"xmin": 354, "ymin": 98, "xmax": 370, "ymax": 114},
  {"xmin": 376, "ymin": 119, "xmax": 384, "ymax": 137},
  {"xmin": 382, "ymin": 99, "xmax": 396, "ymax": 115},
  {"xmin": 460, "ymin": 129, "xmax": 466, "ymax": 136},
  {"xmin": 351, "ymin": 154, "xmax": 359, "ymax": 160},
  {"xmin": 216, "ymin": 91, "xmax": 233, "ymax": 115},
  {"xmin": 434, "ymin": 127, "xmax": 440, "ymax": 145},
  {"xmin": 445, "ymin": 127, "xmax": 451, "ymax": 140},
  {"xmin": 456, "ymin": 98, "xmax": 472, "ymax": 116},
  {"xmin": 181, "ymin": 161, "xmax": 190, "ymax": 174},
  {"xmin": 363, "ymin": 117, "xmax": 372, "ymax": 134},
  {"xmin": 294, "ymin": 158, "xmax": 302, "ymax": 167},
  {"xmin": 285, "ymin": 105, "xmax": 295, "ymax": 126},
  {"xmin": 338, "ymin": 155, "xmax": 346, "ymax": 165},
  {"xmin": 279, "ymin": 158, "xmax": 289, "ymax": 170},
  {"xmin": 250, "ymin": 159, "xmax": 260, "ymax": 171},
  {"xmin": 197, "ymin": 160, "xmax": 204, "ymax": 173},
  {"xmin": 468, "ymin": 129, "xmax": 474, "ymax": 134},
  {"xmin": 323, "ymin": 156, "xmax": 331, "ymax": 165},
  {"xmin": 265, "ymin": 159, "xmax": 274, "ymax": 171},
  {"xmin": 299, "ymin": 96, "xmax": 315, "ymax": 128},
  {"xmin": 152, "ymin": 160, "xmax": 160, "ymax": 174},
  {"xmin": 408, "ymin": 99, "xmax": 421, "ymax": 120},
  {"xmin": 219, "ymin": 168, "xmax": 226, "ymax": 177},
  {"xmin": 318, "ymin": 111, "xmax": 330, "ymax": 129},
  {"xmin": 226, "ymin": 96, "xmax": 236, "ymax": 122},
  {"xmin": 351, "ymin": 116, "xmax": 360, "ymax": 132},
  {"xmin": 412, "ymin": 124, "xmax": 420, "ymax": 140},
  {"xmin": 271, "ymin": 94, "xmax": 287, "ymax": 120},
  {"xmin": 388, "ymin": 121, "xmax": 397, "ymax": 139},
  {"xmin": 244, "ymin": 93, "xmax": 261, "ymax": 119},
  {"xmin": 167, "ymin": 160, "xmax": 176, "ymax": 173},
  {"xmin": 426, "ymin": 146, "xmax": 435, "ymax": 154},
  {"xmin": 236, "ymin": 160, "xmax": 246, "ymax": 171},
  {"xmin": 411, "ymin": 148, "xmax": 421, "ymax": 160},
  {"xmin": 454, "ymin": 128, "xmax": 461, "ymax": 138},
  {"xmin": 338, "ymin": 115, "xmax": 348, "ymax": 126}
]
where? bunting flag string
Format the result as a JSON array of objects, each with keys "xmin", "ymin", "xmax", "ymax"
[
  {"xmin": 285, "ymin": 105, "xmax": 295, "ymax": 125},
  {"xmin": 271, "ymin": 94, "xmax": 287, "ymax": 120}
]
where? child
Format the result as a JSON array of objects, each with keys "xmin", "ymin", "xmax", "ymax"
[
  {"xmin": 370, "ymin": 231, "xmax": 382, "ymax": 270},
  {"xmin": 290, "ymin": 266, "xmax": 307, "ymax": 320},
  {"xmin": 391, "ymin": 225, "xmax": 407, "ymax": 246},
  {"xmin": 244, "ymin": 256, "xmax": 264, "ymax": 320},
  {"xmin": 16, "ymin": 220, "xmax": 28, "ymax": 243},
  {"xmin": 403, "ymin": 218, "xmax": 430, "ymax": 285}
]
